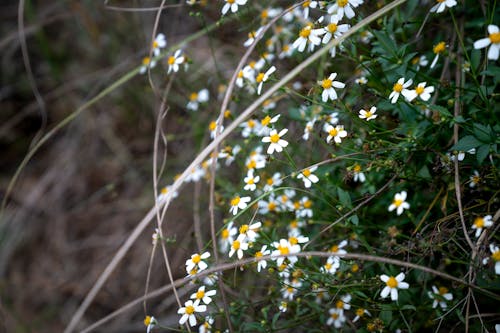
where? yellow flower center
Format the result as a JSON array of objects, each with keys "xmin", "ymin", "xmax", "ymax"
[
  {"xmin": 472, "ymin": 175, "xmax": 480, "ymax": 183},
  {"xmin": 248, "ymin": 31, "xmax": 255, "ymax": 39},
  {"xmin": 261, "ymin": 9, "xmax": 268, "ymax": 19},
  {"xmin": 185, "ymin": 305, "xmax": 195, "ymax": 315},
  {"xmin": 490, "ymin": 32, "xmax": 500, "ymax": 44},
  {"xmin": 283, "ymin": 44, "xmax": 290, "ymax": 52},
  {"xmin": 144, "ymin": 316, "xmax": 152, "ymax": 326},
  {"xmin": 227, "ymin": 0, "xmax": 235, "ymax": 3},
  {"xmin": 255, "ymin": 251, "xmax": 263, "ymax": 258},
  {"xmin": 261, "ymin": 115, "xmax": 271, "ymax": 126},
  {"xmin": 237, "ymin": 70, "xmax": 244, "ymax": 78},
  {"xmin": 438, "ymin": 287, "xmax": 448, "ymax": 295},
  {"xmin": 278, "ymin": 245, "xmax": 290, "ymax": 255},
  {"xmin": 492, "ymin": 250, "xmax": 500, "ymax": 262},
  {"xmin": 365, "ymin": 111, "xmax": 373, "ymax": 117},
  {"xmin": 290, "ymin": 220, "xmax": 298, "ymax": 228},
  {"xmin": 224, "ymin": 110, "xmax": 232, "ymax": 118},
  {"xmin": 192, "ymin": 254, "xmax": 201, "ymax": 264},
  {"xmin": 247, "ymin": 178, "xmax": 254, "ymax": 184},
  {"xmin": 321, "ymin": 79, "xmax": 333, "ymax": 89},
  {"xmin": 433, "ymin": 41, "xmax": 446, "ymax": 54},
  {"xmin": 393, "ymin": 199, "xmax": 403, "ymax": 207},
  {"xmin": 221, "ymin": 229, "xmax": 229, "ymax": 239},
  {"xmin": 153, "ymin": 41, "xmax": 159, "ymax": 48},
  {"xmin": 299, "ymin": 27, "xmax": 311, "ymax": 38},
  {"xmin": 281, "ymin": 195, "xmax": 288, "ymax": 202},
  {"xmin": 209, "ymin": 121, "xmax": 217, "ymax": 131},
  {"xmin": 303, "ymin": 1, "xmax": 311, "ymax": 7},
  {"xmin": 232, "ymin": 240, "xmax": 241, "ymax": 250},
  {"xmin": 474, "ymin": 217, "xmax": 484, "ymax": 228},
  {"xmin": 294, "ymin": 201, "xmax": 301, "ymax": 209},
  {"xmin": 411, "ymin": 56, "xmax": 420, "ymax": 65},
  {"xmin": 351, "ymin": 263, "xmax": 359, "ymax": 272},
  {"xmin": 161, "ymin": 187, "xmax": 168, "ymax": 195},
  {"xmin": 331, "ymin": 245, "xmax": 339, "ymax": 253},
  {"xmin": 196, "ymin": 290, "xmax": 205, "ymax": 299},
  {"xmin": 268, "ymin": 202, "xmax": 277, "ymax": 211},
  {"xmin": 249, "ymin": 61, "xmax": 256, "ymax": 68},
  {"xmin": 289, "ymin": 237, "xmax": 298, "ymax": 245},
  {"xmin": 190, "ymin": 92, "xmax": 198, "ymax": 101},
  {"xmin": 393, "ymin": 82, "xmax": 403, "ymax": 92},
  {"xmin": 325, "ymin": 263, "xmax": 332, "ymax": 270},
  {"xmin": 327, "ymin": 23, "xmax": 338, "ymax": 33},
  {"xmin": 231, "ymin": 196, "xmax": 241, "ymax": 206},
  {"xmin": 267, "ymin": 178, "xmax": 274, "ymax": 185},
  {"xmin": 248, "ymin": 119, "xmax": 255, "ymax": 128},
  {"xmin": 329, "ymin": 128, "xmax": 338, "ymax": 137},
  {"xmin": 436, "ymin": 0, "xmax": 445, "ymax": 2},
  {"xmin": 337, "ymin": 0, "xmax": 348, "ymax": 7},
  {"xmin": 247, "ymin": 160, "xmax": 256, "ymax": 169},
  {"xmin": 336, "ymin": 300, "xmax": 344, "ymax": 309},
  {"xmin": 356, "ymin": 308, "xmax": 365, "ymax": 317},
  {"xmin": 240, "ymin": 224, "xmax": 249, "ymax": 234},
  {"xmin": 331, "ymin": 312, "xmax": 339, "ymax": 320},
  {"xmin": 189, "ymin": 267, "xmax": 198, "ymax": 275},
  {"xmin": 270, "ymin": 133, "xmax": 280, "ymax": 143},
  {"xmin": 415, "ymin": 85, "xmax": 425, "ymax": 95},
  {"xmin": 303, "ymin": 169, "xmax": 311, "ymax": 177},
  {"xmin": 354, "ymin": 164, "xmax": 362, "ymax": 173},
  {"xmin": 386, "ymin": 276, "xmax": 398, "ymax": 288},
  {"xmin": 142, "ymin": 57, "xmax": 151, "ymax": 65},
  {"xmin": 304, "ymin": 200, "xmax": 312, "ymax": 208},
  {"xmin": 256, "ymin": 72, "xmax": 265, "ymax": 83},
  {"xmin": 167, "ymin": 56, "xmax": 175, "ymax": 65}
]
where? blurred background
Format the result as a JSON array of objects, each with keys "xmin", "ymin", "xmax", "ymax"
[{"xmin": 0, "ymin": 1, "xmax": 231, "ymax": 331}]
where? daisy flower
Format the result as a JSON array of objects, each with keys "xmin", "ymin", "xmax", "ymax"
[
  {"xmin": 178, "ymin": 299, "xmax": 206, "ymax": 327},
  {"xmin": 208, "ymin": 120, "xmax": 224, "ymax": 139},
  {"xmin": 484, "ymin": 244, "xmax": 500, "ymax": 275},
  {"xmin": 330, "ymin": 239, "xmax": 348, "ymax": 259},
  {"xmin": 324, "ymin": 124, "xmax": 348, "ymax": 144},
  {"xmin": 185, "ymin": 252, "xmax": 211, "ymax": 276},
  {"xmin": 430, "ymin": 41, "xmax": 446, "ymax": 68},
  {"xmin": 144, "ymin": 316, "xmax": 157, "ymax": 333},
  {"xmin": 271, "ymin": 238, "xmax": 300, "ymax": 266},
  {"xmin": 240, "ymin": 119, "xmax": 261, "ymax": 138},
  {"xmin": 255, "ymin": 245, "xmax": 270, "ymax": 272},
  {"xmin": 321, "ymin": 256, "xmax": 340, "ymax": 274},
  {"xmin": 353, "ymin": 308, "xmax": 371, "ymax": 322},
  {"xmin": 405, "ymin": 82, "xmax": 435, "ymax": 102},
  {"xmin": 239, "ymin": 221, "xmax": 262, "ymax": 242},
  {"xmin": 327, "ymin": 0, "xmax": 364, "ymax": 20},
  {"xmin": 472, "ymin": 215, "xmax": 493, "ymax": 237},
  {"xmin": 190, "ymin": 286, "xmax": 217, "ymax": 305},
  {"xmin": 389, "ymin": 77, "xmax": 413, "ymax": 103},
  {"xmin": 167, "ymin": 50, "xmax": 185, "ymax": 74},
  {"xmin": 380, "ymin": 272, "xmax": 410, "ymax": 301},
  {"xmin": 296, "ymin": 166, "xmax": 319, "ymax": 188},
  {"xmin": 151, "ymin": 33, "xmax": 167, "ymax": 56},
  {"xmin": 474, "ymin": 25, "xmax": 500, "ymax": 60},
  {"xmin": 140, "ymin": 56, "xmax": 157, "ymax": 74},
  {"xmin": 243, "ymin": 27, "xmax": 264, "ymax": 47},
  {"xmin": 469, "ymin": 170, "xmax": 480, "ymax": 188},
  {"xmin": 335, "ymin": 294, "xmax": 352, "ymax": 311},
  {"xmin": 388, "ymin": 191, "xmax": 410, "ymax": 215},
  {"xmin": 427, "ymin": 286, "xmax": 453, "ymax": 309},
  {"xmin": 229, "ymin": 195, "xmax": 251, "ymax": 215},
  {"xmin": 352, "ymin": 164, "xmax": 366, "ymax": 182},
  {"xmin": 219, "ymin": 221, "xmax": 237, "ymax": 253},
  {"xmin": 319, "ymin": 72, "xmax": 345, "ymax": 102},
  {"xmin": 429, "ymin": 0, "xmax": 457, "ymax": 13},
  {"xmin": 302, "ymin": 117, "xmax": 317, "ymax": 141},
  {"xmin": 302, "ymin": 1, "xmax": 319, "ymax": 19},
  {"xmin": 327, "ymin": 308, "xmax": 346, "ymax": 328},
  {"xmin": 292, "ymin": 25, "xmax": 325, "ymax": 52},
  {"xmin": 243, "ymin": 169, "xmax": 260, "ymax": 191},
  {"xmin": 187, "ymin": 89, "xmax": 209, "ymax": 111},
  {"xmin": 221, "ymin": 0, "xmax": 247, "ymax": 15},
  {"xmin": 228, "ymin": 234, "xmax": 249, "ymax": 259},
  {"xmin": 262, "ymin": 128, "xmax": 289, "ymax": 154},
  {"xmin": 263, "ymin": 172, "xmax": 282, "ymax": 192},
  {"xmin": 199, "ymin": 316, "xmax": 214, "ymax": 333},
  {"xmin": 322, "ymin": 15, "xmax": 350, "ymax": 57},
  {"xmin": 258, "ymin": 114, "xmax": 280, "ymax": 136},
  {"xmin": 355, "ymin": 76, "xmax": 367, "ymax": 84},
  {"xmin": 256, "ymin": 66, "xmax": 276, "ymax": 95},
  {"xmin": 358, "ymin": 106, "xmax": 377, "ymax": 120},
  {"xmin": 412, "ymin": 55, "xmax": 429, "ymax": 69}
]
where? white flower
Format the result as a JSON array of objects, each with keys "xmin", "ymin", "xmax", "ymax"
[
  {"xmin": 228, "ymin": 234, "xmax": 249, "ymax": 259},
  {"xmin": 319, "ymin": 72, "xmax": 345, "ymax": 102},
  {"xmin": 474, "ymin": 25, "xmax": 500, "ymax": 60},
  {"xmin": 469, "ymin": 170, "xmax": 480, "ymax": 188},
  {"xmin": 321, "ymin": 256, "xmax": 340, "ymax": 274},
  {"xmin": 472, "ymin": 215, "xmax": 493, "ymax": 238},
  {"xmin": 355, "ymin": 76, "xmax": 367, "ymax": 84},
  {"xmin": 430, "ymin": 41, "xmax": 446, "ymax": 68},
  {"xmin": 296, "ymin": 166, "xmax": 319, "ymax": 188},
  {"xmin": 243, "ymin": 169, "xmax": 260, "ymax": 191},
  {"xmin": 157, "ymin": 185, "xmax": 179, "ymax": 202},
  {"xmin": 255, "ymin": 245, "xmax": 270, "ymax": 272},
  {"xmin": 301, "ymin": 1, "xmax": 319, "ymax": 19},
  {"xmin": 330, "ymin": 239, "xmax": 348, "ymax": 259},
  {"xmin": 257, "ymin": 114, "xmax": 280, "ymax": 136},
  {"xmin": 187, "ymin": 89, "xmax": 209, "ymax": 111},
  {"xmin": 243, "ymin": 27, "xmax": 264, "ymax": 47},
  {"xmin": 427, "ymin": 286, "xmax": 453, "ymax": 309},
  {"xmin": 144, "ymin": 316, "xmax": 157, "ymax": 333},
  {"xmin": 358, "ymin": 106, "xmax": 377, "ymax": 120},
  {"xmin": 405, "ymin": 82, "xmax": 434, "ymax": 102},
  {"xmin": 302, "ymin": 117, "xmax": 317, "ymax": 141},
  {"xmin": 380, "ymin": 272, "xmax": 409, "ymax": 301},
  {"xmin": 486, "ymin": 244, "xmax": 500, "ymax": 275},
  {"xmin": 186, "ymin": 252, "xmax": 211, "ymax": 276},
  {"xmin": 190, "ymin": 286, "xmax": 217, "ymax": 305},
  {"xmin": 152, "ymin": 33, "xmax": 167, "ymax": 56},
  {"xmin": 167, "ymin": 50, "xmax": 185, "ymax": 74},
  {"xmin": 262, "ymin": 128, "xmax": 289, "ymax": 154},
  {"xmin": 198, "ymin": 316, "xmax": 214, "ymax": 333},
  {"xmin": 178, "ymin": 299, "xmax": 206, "ymax": 327},
  {"xmin": 389, "ymin": 77, "xmax": 413, "ymax": 103},
  {"xmin": 140, "ymin": 56, "xmax": 157, "ymax": 74},
  {"xmin": 292, "ymin": 25, "xmax": 325, "ymax": 52},
  {"xmin": 388, "ymin": 191, "xmax": 410, "ymax": 215},
  {"xmin": 208, "ymin": 120, "xmax": 224, "ymax": 140},
  {"xmin": 271, "ymin": 238, "xmax": 300, "ymax": 266},
  {"xmin": 326, "ymin": 308, "xmax": 346, "ymax": 328},
  {"xmin": 219, "ymin": 221, "xmax": 237, "ymax": 253},
  {"xmin": 324, "ymin": 124, "xmax": 347, "ymax": 144},
  {"xmin": 327, "ymin": 0, "xmax": 364, "ymax": 20},
  {"xmin": 238, "ymin": 221, "xmax": 262, "ymax": 242},
  {"xmin": 322, "ymin": 15, "xmax": 350, "ymax": 44},
  {"xmin": 263, "ymin": 172, "xmax": 282, "ymax": 192},
  {"xmin": 352, "ymin": 164, "xmax": 366, "ymax": 183},
  {"xmin": 240, "ymin": 119, "xmax": 262, "ymax": 138},
  {"xmin": 256, "ymin": 66, "xmax": 276, "ymax": 95},
  {"xmin": 429, "ymin": 0, "xmax": 457, "ymax": 13},
  {"xmin": 229, "ymin": 195, "xmax": 251, "ymax": 215},
  {"xmin": 222, "ymin": 0, "xmax": 247, "ymax": 15},
  {"xmin": 353, "ymin": 308, "xmax": 371, "ymax": 322}
]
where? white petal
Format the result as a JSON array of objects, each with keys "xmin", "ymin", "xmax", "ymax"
[
  {"xmin": 487, "ymin": 44, "xmax": 500, "ymax": 60},
  {"xmin": 474, "ymin": 38, "xmax": 491, "ymax": 50}
]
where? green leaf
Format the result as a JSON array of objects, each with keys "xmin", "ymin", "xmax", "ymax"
[
  {"xmin": 373, "ymin": 30, "xmax": 398, "ymax": 57},
  {"xmin": 401, "ymin": 304, "xmax": 417, "ymax": 311},
  {"xmin": 473, "ymin": 124, "xmax": 492, "ymax": 143},
  {"xmin": 338, "ymin": 188, "xmax": 352, "ymax": 208},
  {"xmin": 417, "ymin": 165, "xmax": 431, "ymax": 179},
  {"xmin": 476, "ymin": 144, "xmax": 490, "ymax": 164},
  {"xmin": 430, "ymin": 105, "xmax": 452, "ymax": 118},
  {"xmin": 451, "ymin": 135, "xmax": 482, "ymax": 151},
  {"xmin": 349, "ymin": 214, "xmax": 359, "ymax": 225}
]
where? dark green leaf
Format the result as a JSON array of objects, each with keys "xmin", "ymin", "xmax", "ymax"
[{"xmin": 451, "ymin": 135, "xmax": 482, "ymax": 151}]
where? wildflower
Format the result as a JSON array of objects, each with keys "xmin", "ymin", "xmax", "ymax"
[
  {"xmin": 262, "ymin": 128, "xmax": 289, "ymax": 154},
  {"xmin": 352, "ymin": 164, "xmax": 366, "ymax": 182},
  {"xmin": 388, "ymin": 191, "xmax": 410, "ymax": 215},
  {"xmin": 288, "ymin": 219, "xmax": 305, "ymax": 237},
  {"xmin": 219, "ymin": 221, "xmax": 237, "ymax": 253},
  {"xmin": 167, "ymin": 50, "xmax": 185, "ymax": 74},
  {"xmin": 256, "ymin": 66, "xmax": 276, "ymax": 95},
  {"xmin": 218, "ymin": 145, "xmax": 241, "ymax": 166},
  {"xmin": 151, "ymin": 33, "xmax": 167, "ymax": 56},
  {"xmin": 255, "ymin": 245, "xmax": 270, "ymax": 272},
  {"xmin": 428, "ymin": 286, "xmax": 453, "ymax": 309},
  {"xmin": 239, "ymin": 221, "xmax": 262, "ymax": 242},
  {"xmin": 412, "ymin": 55, "xmax": 429, "ymax": 69},
  {"xmin": 199, "ymin": 316, "xmax": 214, "ymax": 333},
  {"xmin": 355, "ymin": 76, "xmax": 367, "ymax": 84},
  {"xmin": 330, "ymin": 240, "xmax": 348, "ymax": 259},
  {"xmin": 240, "ymin": 119, "xmax": 261, "ymax": 138},
  {"xmin": 293, "ymin": 25, "xmax": 325, "ymax": 52},
  {"xmin": 187, "ymin": 89, "xmax": 209, "ymax": 111},
  {"xmin": 229, "ymin": 234, "xmax": 249, "ymax": 259},
  {"xmin": 221, "ymin": 0, "xmax": 247, "ymax": 15},
  {"xmin": 389, "ymin": 77, "xmax": 413, "ymax": 103},
  {"xmin": 282, "ymin": 280, "xmax": 301, "ymax": 300},
  {"xmin": 157, "ymin": 185, "xmax": 179, "ymax": 202},
  {"xmin": 469, "ymin": 170, "xmax": 480, "ymax": 188},
  {"xmin": 295, "ymin": 196, "xmax": 313, "ymax": 218},
  {"xmin": 327, "ymin": 308, "xmax": 346, "ymax": 328},
  {"xmin": 321, "ymin": 256, "xmax": 340, "ymax": 274},
  {"xmin": 319, "ymin": 72, "xmax": 345, "ymax": 102},
  {"xmin": 327, "ymin": 0, "xmax": 364, "ymax": 20},
  {"xmin": 243, "ymin": 169, "xmax": 260, "ymax": 192},
  {"xmin": 380, "ymin": 272, "xmax": 410, "ymax": 301},
  {"xmin": 144, "ymin": 315, "xmax": 157, "ymax": 333},
  {"xmin": 325, "ymin": 111, "xmax": 339, "ymax": 125},
  {"xmin": 472, "ymin": 215, "xmax": 493, "ymax": 237},
  {"xmin": 208, "ymin": 120, "xmax": 224, "ymax": 139},
  {"xmin": 474, "ymin": 25, "xmax": 500, "ymax": 60},
  {"xmin": 186, "ymin": 252, "xmax": 211, "ymax": 275},
  {"xmin": 335, "ymin": 294, "xmax": 352, "ymax": 311},
  {"xmin": 302, "ymin": 1, "xmax": 319, "ymax": 19},
  {"xmin": 246, "ymin": 148, "xmax": 267, "ymax": 170},
  {"xmin": 353, "ymin": 308, "xmax": 371, "ymax": 322},
  {"xmin": 243, "ymin": 27, "xmax": 264, "ymax": 47},
  {"xmin": 229, "ymin": 195, "xmax": 251, "ymax": 215},
  {"xmin": 272, "ymin": 238, "xmax": 300, "ymax": 266},
  {"xmin": 430, "ymin": 41, "xmax": 446, "ymax": 68},
  {"xmin": 483, "ymin": 244, "xmax": 500, "ymax": 275},
  {"xmin": 322, "ymin": 15, "xmax": 350, "ymax": 56},
  {"xmin": 324, "ymin": 124, "xmax": 348, "ymax": 144},
  {"xmin": 258, "ymin": 114, "xmax": 280, "ymax": 136},
  {"xmin": 178, "ymin": 299, "xmax": 206, "ymax": 327},
  {"xmin": 405, "ymin": 82, "xmax": 435, "ymax": 102},
  {"xmin": 296, "ymin": 166, "xmax": 319, "ymax": 188},
  {"xmin": 190, "ymin": 286, "xmax": 217, "ymax": 305},
  {"xmin": 263, "ymin": 172, "xmax": 282, "ymax": 192},
  {"xmin": 429, "ymin": 0, "xmax": 457, "ymax": 13},
  {"xmin": 279, "ymin": 301, "xmax": 288, "ymax": 312},
  {"xmin": 140, "ymin": 56, "xmax": 157, "ymax": 74},
  {"xmin": 358, "ymin": 106, "xmax": 377, "ymax": 120},
  {"xmin": 302, "ymin": 117, "xmax": 317, "ymax": 141}
]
